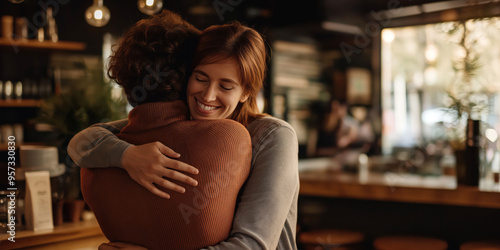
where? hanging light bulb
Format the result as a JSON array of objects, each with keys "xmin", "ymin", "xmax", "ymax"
[
  {"xmin": 137, "ymin": 0, "xmax": 163, "ymax": 15},
  {"xmin": 85, "ymin": 0, "xmax": 110, "ymax": 27},
  {"xmin": 8, "ymin": 0, "xmax": 24, "ymax": 3}
]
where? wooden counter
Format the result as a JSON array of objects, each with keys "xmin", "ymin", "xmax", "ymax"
[
  {"xmin": 0, "ymin": 219, "xmax": 105, "ymax": 250},
  {"xmin": 299, "ymin": 169, "xmax": 500, "ymax": 209}
]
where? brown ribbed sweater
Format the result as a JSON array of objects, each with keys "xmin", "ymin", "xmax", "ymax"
[{"xmin": 80, "ymin": 101, "xmax": 252, "ymax": 250}]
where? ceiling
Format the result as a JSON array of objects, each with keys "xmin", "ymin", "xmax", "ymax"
[
  {"xmin": 171, "ymin": 0, "xmax": 450, "ymax": 29},
  {"xmin": 1, "ymin": 0, "xmax": 495, "ymax": 54}
]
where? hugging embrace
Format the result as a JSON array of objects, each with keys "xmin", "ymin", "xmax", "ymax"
[{"xmin": 69, "ymin": 10, "xmax": 299, "ymax": 250}]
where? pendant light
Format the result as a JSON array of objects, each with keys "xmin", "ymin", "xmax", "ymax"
[
  {"xmin": 8, "ymin": 0, "xmax": 24, "ymax": 3},
  {"xmin": 137, "ymin": 0, "xmax": 163, "ymax": 15},
  {"xmin": 85, "ymin": 0, "xmax": 110, "ymax": 27}
]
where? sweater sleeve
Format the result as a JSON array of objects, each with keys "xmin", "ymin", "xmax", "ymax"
[
  {"xmin": 67, "ymin": 119, "xmax": 132, "ymax": 168},
  {"xmin": 203, "ymin": 124, "xmax": 299, "ymax": 250}
]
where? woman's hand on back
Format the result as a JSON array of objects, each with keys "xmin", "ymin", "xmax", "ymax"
[{"xmin": 121, "ymin": 141, "xmax": 199, "ymax": 199}]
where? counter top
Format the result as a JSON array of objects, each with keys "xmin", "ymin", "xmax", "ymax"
[
  {"xmin": 299, "ymin": 169, "xmax": 500, "ymax": 209},
  {"xmin": 0, "ymin": 219, "xmax": 104, "ymax": 249}
]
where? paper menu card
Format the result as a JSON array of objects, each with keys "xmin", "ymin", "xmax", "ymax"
[{"xmin": 25, "ymin": 171, "xmax": 53, "ymax": 231}]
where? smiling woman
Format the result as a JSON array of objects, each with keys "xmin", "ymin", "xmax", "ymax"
[
  {"xmin": 188, "ymin": 60, "xmax": 248, "ymax": 120},
  {"xmin": 190, "ymin": 22, "xmax": 268, "ymax": 127}
]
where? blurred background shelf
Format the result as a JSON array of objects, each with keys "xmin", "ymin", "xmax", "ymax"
[
  {"xmin": 0, "ymin": 142, "xmax": 46, "ymax": 151},
  {"xmin": 0, "ymin": 39, "xmax": 86, "ymax": 51},
  {"xmin": 0, "ymin": 99, "xmax": 41, "ymax": 108}
]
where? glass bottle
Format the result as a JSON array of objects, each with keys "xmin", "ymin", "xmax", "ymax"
[
  {"xmin": 46, "ymin": 7, "xmax": 58, "ymax": 42},
  {"xmin": 464, "ymin": 119, "xmax": 481, "ymax": 186}
]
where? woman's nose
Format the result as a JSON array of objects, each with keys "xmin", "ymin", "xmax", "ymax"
[{"xmin": 201, "ymin": 83, "xmax": 217, "ymax": 102}]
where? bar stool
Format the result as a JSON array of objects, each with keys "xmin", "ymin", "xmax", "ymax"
[
  {"xmin": 298, "ymin": 229, "xmax": 365, "ymax": 250},
  {"xmin": 373, "ymin": 235, "xmax": 447, "ymax": 250},
  {"xmin": 460, "ymin": 240, "xmax": 500, "ymax": 250}
]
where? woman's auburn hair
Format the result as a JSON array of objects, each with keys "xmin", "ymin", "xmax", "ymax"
[
  {"xmin": 193, "ymin": 22, "xmax": 269, "ymax": 127},
  {"xmin": 108, "ymin": 10, "xmax": 200, "ymax": 106}
]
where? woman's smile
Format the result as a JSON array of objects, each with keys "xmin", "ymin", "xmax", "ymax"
[
  {"xmin": 187, "ymin": 59, "xmax": 248, "ymax": 120},
  {"xmin": 195, "ymin": 98, "xmax": 220, "ymax": 112}
]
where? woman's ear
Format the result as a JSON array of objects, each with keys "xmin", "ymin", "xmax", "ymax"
[{"xmin": 240, "ymin": 93, "xmax": 249, "ymax": 103}]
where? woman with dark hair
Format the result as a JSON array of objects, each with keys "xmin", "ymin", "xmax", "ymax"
[{"xmin": 70, "ymin": 18, "xmax": 299, "ymax": 250}]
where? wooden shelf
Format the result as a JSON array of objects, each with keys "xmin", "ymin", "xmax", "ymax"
[
  {"xmin": 300, "ymin": 169, "xmax": 500, "ymax": 209},
  {"xmin": 0, "ymin": 219, "xmax": 104, "ymax": 250},
  {"xmin": 0, "ymin": 38, "xmax": 86, "ymax": 51},
  {"xmin": 0, "ymin": 99, "xmax": 41, "ymax": 108},
  {"xmin": 0, "ymin": 142, "xmax": 46, "ymax": 151}
]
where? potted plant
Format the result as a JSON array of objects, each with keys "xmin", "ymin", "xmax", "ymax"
[
  {"xmin": 442, "ymin": 19, "xmax": 494, "ymax": 186},
  {"xmin": 36, "ymin": 60, "xmax": 127, "ymax": 221}
]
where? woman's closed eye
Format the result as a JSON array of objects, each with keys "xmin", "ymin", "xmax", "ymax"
[
  {"xmin": 220, "ymin": 85, "xmax": 233, "ymax": 91},
  {"xmin": 195, "ymin": 77, "xmax": 208, "ymax": 83}
]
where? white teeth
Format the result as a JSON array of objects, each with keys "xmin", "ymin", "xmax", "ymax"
[{"xmin": 197, "ymin": 100, "xmax": 217, "ymax": 111}]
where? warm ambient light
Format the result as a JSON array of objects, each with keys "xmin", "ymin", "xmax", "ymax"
[
  {"xmin": 382, "ymin": 29, "xmax": 395, "ymax": 43},
  {"xmin": 321, "ymin": 21, "xmax": 363, "ymax": 35},
  {"xmin": 454, "ymin": 46, "xmax": 466, "ymax": 60},
  {"xmin": 424, "ymin": 66, "xmax": 438, "ymax": 85},
  {"xmin": 421, "ymin": 108, "xmax": 454, "ymax": 125},
  {"xmin": 138, "ymin": 0, "xmax": 163, "ymax": 15},
  {"xmin": 94, "ymin": 10, "xmax": 103, "ymax": 20},
  {"xmin": 486, "ymin": 128, "xmax": 498, "ymax": 142},
  {"xmin": 425, "ymin": 44, "xmax": 438, "ymax": 63},
  {"xmin": 85, "ymin": 0, "xmax": 110, "ymax": 27}
]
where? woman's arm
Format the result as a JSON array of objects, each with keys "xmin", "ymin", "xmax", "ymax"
[
  {"xmin": 204, "ymin": 122, "xmax": 299, "ymax": 250},
  {"xmin": 68, "ymin": 119, "xmax": 199, "ymax": 199},
  {"xmin": 68, "ymin": 119, "xmax": 130, "ymax": 168}
]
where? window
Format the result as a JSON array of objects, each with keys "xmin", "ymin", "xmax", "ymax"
[{"xmin": 380, "ymin": 18, "xmax": 500, "ymax": 172}]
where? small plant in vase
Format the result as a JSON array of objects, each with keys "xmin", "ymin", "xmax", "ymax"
[{"xmin": 441, "ymin": 19, "xmax": 494, "ymax": 186}]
